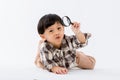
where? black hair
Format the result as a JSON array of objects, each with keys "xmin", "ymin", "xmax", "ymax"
[{"xmin": 37, "ymin": 14, "xmax": 64, "ymax": 34}]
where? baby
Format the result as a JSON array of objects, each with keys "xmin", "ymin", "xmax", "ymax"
[{"xmin": 35, "ymin": 14, "xmax": 96, "ymax": 74}]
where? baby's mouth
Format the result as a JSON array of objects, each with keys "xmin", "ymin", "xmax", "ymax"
[{"xmin": 55, "ymin": 36, "xmax": 61, "ymax": 39}]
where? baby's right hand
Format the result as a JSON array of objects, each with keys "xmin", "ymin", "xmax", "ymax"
[{"xmin": 51, "ymin": 66, "xmax": 68, "ymax": 74}]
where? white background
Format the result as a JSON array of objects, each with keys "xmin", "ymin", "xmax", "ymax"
[{"xmin": 0, "ymin": 0, "xmax": 120, "ymax": 80}]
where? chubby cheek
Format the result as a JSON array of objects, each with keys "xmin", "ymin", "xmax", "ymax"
[
  {"xmin": 46, "ymin": 35, "xmax": 55, "ymax": 41},
  {"xmin": 60, "ymin": 32, "xmax": 64, "ymax": 39}
]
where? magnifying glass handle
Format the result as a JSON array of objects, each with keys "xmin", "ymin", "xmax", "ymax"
[{"xmin": 71, "ymin": 22, "xmax": 74, "ymax": 25}]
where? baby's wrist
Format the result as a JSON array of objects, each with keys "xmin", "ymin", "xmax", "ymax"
[
  {"xmin": 74, "ymin": 30, "xmax": 82, "ymax": 35},
  {"xmin": 50, "ymin": 66, "xmax": 58, "ymax": 72}
]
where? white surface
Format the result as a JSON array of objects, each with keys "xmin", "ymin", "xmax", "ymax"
[
  {"xmin": 0, "ymin": 66, "xmax": 120, "ymax": 80},
  {"xmin": 0, "ymin": 0, "xmax": 120, "ymax": 80}
]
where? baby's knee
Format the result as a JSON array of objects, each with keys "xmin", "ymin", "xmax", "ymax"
[
  {"xmin": 35, "ymin": 58, "xmax": 44, "ymax": 69},
  {"xmin": 76, "ymin": 51, "xmax": 96, "ymax": 69},
  {"xmin": 87, "ymin": 56, "xmax": 96, "ymax": 69}
]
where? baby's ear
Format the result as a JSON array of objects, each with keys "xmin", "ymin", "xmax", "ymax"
[{"xmin": 39, "ymin": 34, "xmax": 46, "ymax": 40}]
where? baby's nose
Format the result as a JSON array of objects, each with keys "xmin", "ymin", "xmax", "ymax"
[{"xmin": 55, "ymin": 30, "xmax": 59, "ymax": 35}]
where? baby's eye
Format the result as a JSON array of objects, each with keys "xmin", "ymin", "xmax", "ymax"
[
  {"xmin": 57, "ymin": 27, "xmax": 61, "ymax": 30},
  {"xmin": 49, "ymin": 30, "xmax": 53, "ymax": 32}
]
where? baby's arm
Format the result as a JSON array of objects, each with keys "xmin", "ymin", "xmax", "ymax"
[
  {"xmin": 71, "ymin": 22, "xmax": 86, "ymax": 43},
  {"xmin": 40, "ymin": 47, "xmax": 68, "ymax": 74},
  {"xmin": 35, "ymin": 40, "xmax": 68, "ymax": 74},
  {"xmin": 42, "ymin": 56, "xmax": 68, "ymax": 74}
]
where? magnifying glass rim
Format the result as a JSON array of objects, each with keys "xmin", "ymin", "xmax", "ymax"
[{"xmin": 62, "ymin": 16, "xmax": 72, "ymax": 27}]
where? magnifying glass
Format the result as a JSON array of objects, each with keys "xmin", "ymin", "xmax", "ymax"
[{"xmin": 62, "ymin": 16, "xmax": 73, "ymax": 27}]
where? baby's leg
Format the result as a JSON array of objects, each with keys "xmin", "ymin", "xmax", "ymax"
[
  {"xmin": 76, "ymin": 51, "xmax": 96, "ymax": 69},
  {"xmin": 35, "ymin": 40, "xmax": 44, "ymax": 69},
  {"xmin": 34, "ymin": 53, "xmax": 44, "ymax": 69}
]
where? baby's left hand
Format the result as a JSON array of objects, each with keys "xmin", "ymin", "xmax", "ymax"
[{"xmin": 71, "ymin": 22, "xmax": 80, "ymax": 34}]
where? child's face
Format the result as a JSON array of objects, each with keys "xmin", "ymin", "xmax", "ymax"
[{"xmin": 40, "ymin": 22, "xmax": 64, "ymax": 48}]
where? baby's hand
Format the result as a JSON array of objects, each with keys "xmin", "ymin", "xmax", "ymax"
[
  {"xmin": 71, "ymin": 22, "xmax": 80, "ymax": 34},
  {"xmin": 51, "ymin": 66, "xmax": 68, "ymax": 74}
]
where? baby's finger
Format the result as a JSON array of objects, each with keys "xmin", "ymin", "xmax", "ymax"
[
  {"xmin": 57, "ymin": 69, "xmax": 63, "ymax": 74},
  {"xmin": 64, "ymin": 68, "xmax": 68, "ymax": 73},
  {"xmin": 62, "ymin": 68, "xmax": 68, "ymax": 74},
  {"xmin": 77, "ymin": 23, "xmax": 80, "ymax": 27},
  {"xmin": 61, "ymin": 69, "xmax": 66, "ymax": 74},
  {"xmin": 75, "ymin": 22, "xmax": 79, "ymax": 28}
]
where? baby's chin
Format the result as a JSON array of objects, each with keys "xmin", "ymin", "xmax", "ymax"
[{"xmin": 53, "ymin": 41, "xmax": 62, "ymax": 48}]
